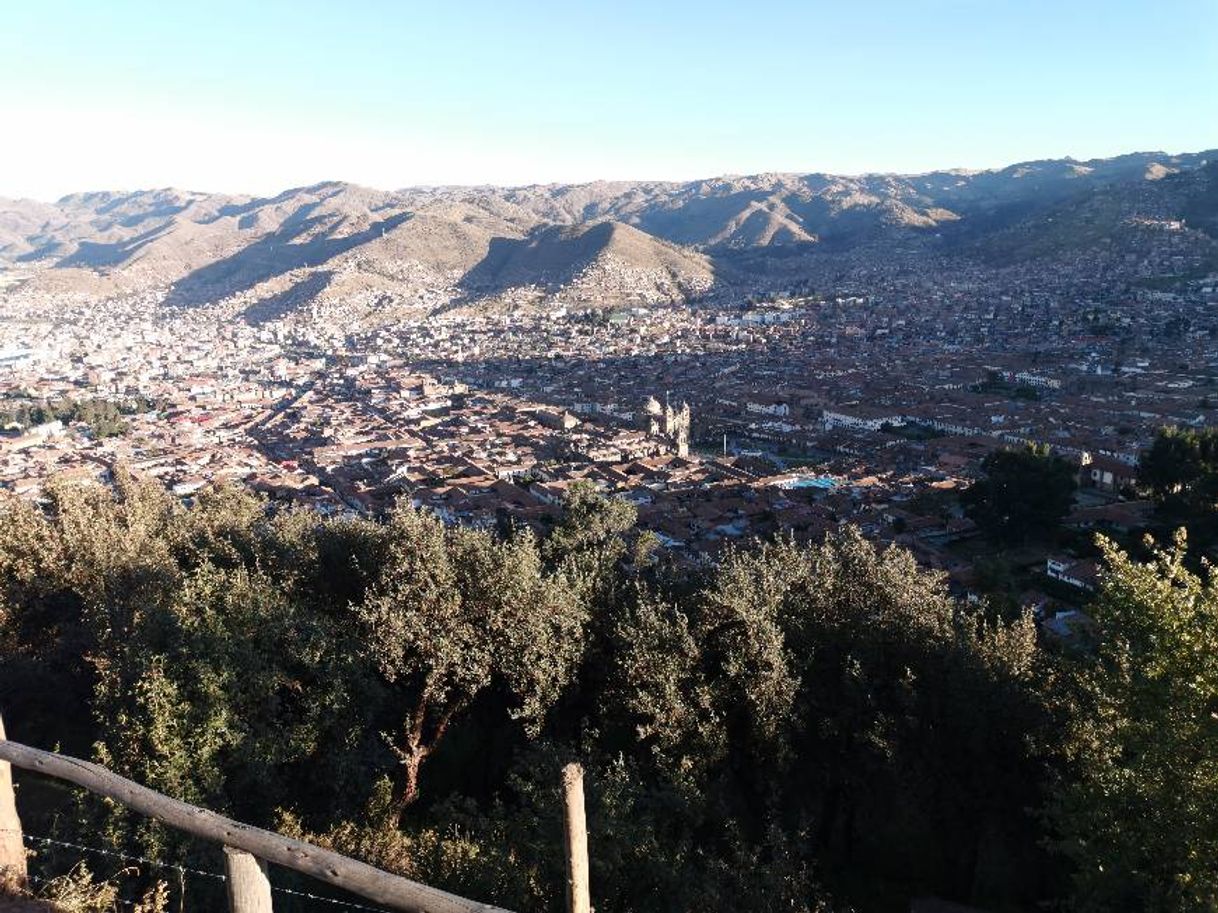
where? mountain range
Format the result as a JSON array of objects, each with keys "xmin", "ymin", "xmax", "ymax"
[{"xmin": 1, "ymin": 149, "xmax": 1215, "ymax": 319}]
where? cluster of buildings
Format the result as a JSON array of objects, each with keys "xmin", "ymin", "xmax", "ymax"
[{"xmin": 2, "ymin": 239, "xmax": 1216, "ymax": 620}]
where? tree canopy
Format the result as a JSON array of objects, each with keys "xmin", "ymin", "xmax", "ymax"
[
  {"xmin": 963, "ymin": 444, "xmax": 1078, "ymax": 543},
  {"xmin": 1049, "ymin": 530, "xmax": 1218, "ymax": 912},
  {"xmin": 0, "ymin": 473, "xmax": 1199, "ymax": 912}
]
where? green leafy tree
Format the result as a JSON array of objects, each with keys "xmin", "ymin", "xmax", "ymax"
[
  {"xmin": 963, "ymin": 445, "xmax": 1077, "ymax": 543},
  {"xmin": 1140, "ymin": 427, "xmax": 1207, "ymax": 501},
  {"xmin": 542, "ymin": 481, "xmax": 642, "ymax": 599},
  {"xmin": 1049, "ymin": 530, "xmax": 1218, "ymax": 912},
  {"xmin": 0, "ymin": 475, "xmax": 372, "ymax": 831},
  {"xmin": 1140, "ymin": 426, "xmax": 1218, "ymax": 509},
  {"xmin": 609, "ymin": 528, "xmax": 1061, "ymax": 907},
  {"xmin": 1138, "ymin": 427, "xmax": 1218, "ymax": 547},
  {"xmin": 542, "ymin": 483, "xmax": 657, "ymax": 740},
  {"xmin": 356, "ymin": 507, "xmax": 586, "ymax": 816}
]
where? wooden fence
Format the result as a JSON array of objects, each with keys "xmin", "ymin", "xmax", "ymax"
[{"xmin": 0, "ymin": 714, "xmax": 592, "ymax": 913}]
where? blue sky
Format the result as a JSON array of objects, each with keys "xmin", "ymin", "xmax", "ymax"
[{"xmin": 0, "ymin": 0, "xmax": 1214, "ymax": 198}]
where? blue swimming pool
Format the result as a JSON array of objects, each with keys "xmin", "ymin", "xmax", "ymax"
[{"xmin": 777, "ymin": 475, "xmax": 837, "ymax": 490}]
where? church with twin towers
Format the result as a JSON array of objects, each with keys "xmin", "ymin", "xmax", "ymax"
[{"xmin": 642, "ymin": 395, "xmax": 690, "ymax": 458}]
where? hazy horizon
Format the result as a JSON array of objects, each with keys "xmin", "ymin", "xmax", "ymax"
[{"xmin": 0, "ymin": 143, "xmax": 1213, "ymax": 205}]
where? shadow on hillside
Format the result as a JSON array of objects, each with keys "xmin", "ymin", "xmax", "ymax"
[
  {"xmin": 198, "ymin": 181, "xmax": 394, "ymax": 226},
  {"xmin": 458, "ymin": 223, "xmax": 611, "ymax": 296},
  {"xmin": 633, "ymin": 189, "xmax": 769, "ymax": 244},
  {"xmin": 242, "ymin": 271, "xmax": 334, "ymax": 325},
  {"xmin": 162, "ymin": 208, "xmax": 411, "ymax": 308},
  {"xmin": 15, "ymin": 242, "xmax": 64, "ymax": 263},
  {"xmin": 113, "ymin": 202, "xmax": 192, "ymax": 227},
  {"xmin": 55, "ymin": 222, "xmax": 174, "ymax": 269}
]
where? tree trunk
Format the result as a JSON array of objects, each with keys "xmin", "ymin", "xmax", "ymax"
[
  {"xmin": 398, "ymin": 751, "xmax": 424, "ymax": 815},
  {"xmin": 842, "ymin": 796, "xmax": 857, "ymax": 863},
  {"xmin": 395, "ymin": 698, "xmax": 463, "ymax": 821},
  {"xmin": 944, "ymin": 822, "xmax": 983, "ymax": 905},
  {"xmin": 394, "ymin": 703, "xmax": 429, "ymax": 820}
]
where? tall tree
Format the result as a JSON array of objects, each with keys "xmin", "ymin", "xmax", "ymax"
[
  {"xmin": 1140, "ymin": 426, "xmax": 1218, "ymax": 515},
  {"xmin": 609, "ymin": 528, "xmax": 1060, "ymax": 906},
  {"xmin": 1049, "ymin": 530, "xmax": 1218, "ymax": 912},
  {"xmin": 542, "ymin": 481, "xmax": 643, "ymax": 600},
  {"xmin": 356, "ymin": 507, "xmax": 585, "ymax": 816},
  {"xmin": 963, "ymin": 445, "xmax": 1077, "ymax": 543}
]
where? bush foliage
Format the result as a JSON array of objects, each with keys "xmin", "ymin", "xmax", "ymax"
[{"xmin": 0, "ymin": 473, "xmax": 1206, "ymax": 911}]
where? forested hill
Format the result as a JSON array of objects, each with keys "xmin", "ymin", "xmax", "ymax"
[{"xmin": 0, "ymin": 475, "xmax": 1213, "ymax": 912}]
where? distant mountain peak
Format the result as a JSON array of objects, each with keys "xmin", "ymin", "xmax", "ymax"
[{"xmin": 2, "ymin": 148, "xmax": 1215, "ymax": 317}]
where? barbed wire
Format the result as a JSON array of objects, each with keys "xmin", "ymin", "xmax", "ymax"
[
  {"xmin": 269, "ymin": 882, "xmax": 395, "ymax": 913},
  {"xmin": 19, "ymin": 832, "xmax": 225, "ymax": 882},
  {"xmin": 2, "ymin": 827, "xmax": 397, "ymax": 912}
]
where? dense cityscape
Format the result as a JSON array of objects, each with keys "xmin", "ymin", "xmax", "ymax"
[{"xmin": 3, "ymin": 202, "xmax": 1215, "ymax": 628}]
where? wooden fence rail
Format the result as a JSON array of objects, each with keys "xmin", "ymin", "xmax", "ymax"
[{"xmin": 0, "ymin": 714, "xmax": 514, "ymax": 913}]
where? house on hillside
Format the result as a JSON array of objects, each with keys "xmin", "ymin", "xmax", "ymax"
[
  {"xmin": 1079, "ymin": 452, "xmax": 1138, "ymax": 493},
  {"xmin": 1046, "ymin": 557, "xmax": 1100, "ymax": 591}
]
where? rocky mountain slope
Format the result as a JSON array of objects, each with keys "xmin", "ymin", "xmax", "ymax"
[
  {"xmin": 1, "ymin": 149, "xmax": 1215, "ymax": 318},
  {"xmin": 460, "ymin": 221, "xmax": 714, "ymax": 302}
]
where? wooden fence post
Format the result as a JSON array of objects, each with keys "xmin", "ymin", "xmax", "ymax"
[
  {"xmin": 224, "ymin": 846, "xmax": 272, "ymax": 913},
  {"xmin": 0, "ymin": 714, "xmax": 26, "ymax": 890},
  {"xmin": 561, "ymin": 763, "xmax": 590, "ymax": 913}
]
